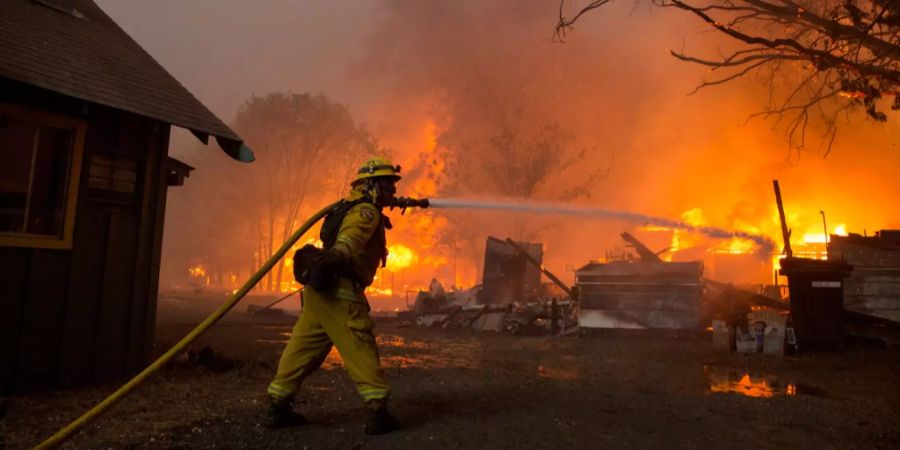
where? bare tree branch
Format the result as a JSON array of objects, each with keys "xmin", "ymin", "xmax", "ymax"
[{"xmin": 555, "ymin": 0, "xmax": 900, "ymax": 154}]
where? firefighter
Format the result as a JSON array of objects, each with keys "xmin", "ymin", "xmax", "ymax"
[{"xmin": 265, "ymin": 157, "xmax": 402, "ymax": 435}]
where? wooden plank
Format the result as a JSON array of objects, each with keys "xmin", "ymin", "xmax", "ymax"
[
  {"xmin": 94, "ymin": 212, "xmax": 138, "ymax": 382},
  {"xmin": 0, "ymin": 248, "xmax": 29, "ymax": 392},
  {"xmin": 144, "ymin": 123, "xmax": 172, "ymax": 362},
  {"xmin": 580, "ymin": 292, "xmax": 701, "ymax": 311},
  {"xmin": 577, "ymin": 261, "xmax": 703, "ymax": 278},
  {"xmin": 844, "ymin": 295, "xmax": 900, "ymax": 310},
  {"xmin": 829, "ymin": 240, "xmax": 900, "ymax": 267},
  {"xmin": 126, "ymin": 119, "xmax": 159, "ymax": 373},
  {"xmin": 17, "ymin": 249, "xmax": 69, "ymax": 390},
  {"xmin": 855, "ymin": 281, "xmax": 900, "ymax": 297},
  {"xmin": 845, "ymin": 307, "xmax": 900, "ymax": 326},
  {"xmin": 141, "ymin": 124, "xmax": 170, "ymax": 367},
  {"xmin": 59, "ymin": 207, "xmax": 108, "ymax": 387}
]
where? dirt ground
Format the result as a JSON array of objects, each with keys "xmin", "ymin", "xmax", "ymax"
[{"xmin": 5, "ymin": 294, "xmax": 900, "ymax": 449}]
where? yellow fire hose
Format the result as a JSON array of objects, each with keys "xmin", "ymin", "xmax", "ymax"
[{"xmin": 36, "ymin": 201, "xmax": 340, "ymax": 449}]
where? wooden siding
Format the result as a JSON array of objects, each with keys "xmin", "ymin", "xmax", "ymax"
[
  {"xmin": 843, "ymin": 269, "xmax": 900, "ymax": 323},
  {"xmin": 828, "ymin": 236, "xmax": 900, "ymax": 324},
  {"xmin": 0, "ymin": 81, "xmax": 172, "ymax": 392}
]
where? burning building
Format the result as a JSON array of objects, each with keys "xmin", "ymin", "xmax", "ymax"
[{"xmin": 0, "ymin": 0, "xmax": 249, "ymax": 392}]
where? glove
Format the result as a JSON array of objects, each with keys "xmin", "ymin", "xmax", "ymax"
[
  {"xmin": 316, "ymin": 248, "xmax": 347, "ymax": 272},
  {"xmin": 308, "ymin": 248, "xmax": 347, "ymax": 292}
]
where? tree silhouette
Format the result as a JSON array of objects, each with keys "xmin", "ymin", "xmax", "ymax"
[
  {"xmin": 557, "ymin": 0, "xmax": 900, "ymax": 153},
  {"xmin": 232, "ymin": 92, "xmax": 378, "ymax": 291}
]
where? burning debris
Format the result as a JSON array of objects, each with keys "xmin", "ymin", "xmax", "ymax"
[
  {"xmin": 401, "ymin": 237, "xmax": 576, "ymax": 335},
  {"xmin": 397, "ymin": 181, "xmax": 898, "ymax": 354}
]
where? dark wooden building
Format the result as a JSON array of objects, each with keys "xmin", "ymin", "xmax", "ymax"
[{"xmin": 0, "ymin": 0, "xmax": 251, "ymax": 392}]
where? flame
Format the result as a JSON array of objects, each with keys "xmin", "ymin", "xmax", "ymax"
[
  {"xmin": 681, "ymin": 208, "xmax": 705, "ymax": 226},
  {"xmin": 802, "ymin": 232, "xmax": 827, "ymax": 244},
  {"xmin": 801, "ymin": 223, "xmax": 849, "ymax": 243},
  {"xmin": 370, "ymin": 118, "xmax": 459, "ymax": 293},
  {"xmin": 188, "ymin": 265, "xmax": 206, "ymax": 278},
  {"xmin": 639, "ymin": 206, "xmax": 855, "ymax": 284},
  {"xmin": 710, "ymin": 237, "xmax": 756, "ymax": 255},
  {"xmin": 366, "ymin": 286, "xmax": 394, "ymax": 297},
  {"xmin": 386, "ymin": 244, "xmax": 416, "ymax": 271}
]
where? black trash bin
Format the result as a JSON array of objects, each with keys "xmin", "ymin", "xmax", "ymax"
[{"xmin": 780, "ymin": 257, "xmax": 852, "ymax": 350}]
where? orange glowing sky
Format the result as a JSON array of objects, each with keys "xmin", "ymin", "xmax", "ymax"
[{"xmin": 99, "ymin": 1, "xmax": 900, "ymax": 294}]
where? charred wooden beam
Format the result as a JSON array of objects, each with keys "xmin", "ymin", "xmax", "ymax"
[
  {"xmin": 620, "ymin": 231, "xmax": 663, "ymax": 262},
  {"xmin": 504, "ymin": 238, "xmax": 573, "ymax": 298},
  {"xmin": 773, "ymin": 180, "xmax": 793, "ymax": 257}
]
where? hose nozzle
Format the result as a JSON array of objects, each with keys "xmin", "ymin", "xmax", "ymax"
[{"xmin": 390, "ymin": 197, "xmax": 430, "ymax": 214}]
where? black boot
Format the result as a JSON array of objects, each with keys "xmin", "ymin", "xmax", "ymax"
[
  {"xmin": 364, "ymin": 399, "xmax": 401, "ymax": 435},
  {"xmin": 264, "ymin": 397, "xmax": 310, "ymax": 429}
]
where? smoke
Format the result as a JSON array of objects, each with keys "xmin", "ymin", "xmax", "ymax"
[
  {"xmin": 348, "ymin": 0, "xmax": 899, "ymax": 285},
  {"xmin": 100, "ymin": 1, "xmax": 899, "ymax": 291}
]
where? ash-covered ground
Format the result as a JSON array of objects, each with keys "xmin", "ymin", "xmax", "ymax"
[{"xmin": 5, "ymin": 295, "xmax": 900, "ymax": 449}]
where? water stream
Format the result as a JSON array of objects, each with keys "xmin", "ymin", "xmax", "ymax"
[{"xmin": 429, "ymin": 198, "xmax": 775, "ymax": 252}]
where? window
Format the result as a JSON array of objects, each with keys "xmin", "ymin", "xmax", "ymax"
[{"xmin": 0, "ymin": 103, "xmax": 85, "ymax": 249}]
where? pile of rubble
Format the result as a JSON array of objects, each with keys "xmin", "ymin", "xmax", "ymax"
[{"xmin": 398, "ymin": 280, "xmax": 577, "ymax": 335}]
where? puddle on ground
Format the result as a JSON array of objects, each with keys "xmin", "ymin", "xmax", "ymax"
[{"xmin": 705, "ymin": 367, "xmax": 823, "ymax": 398}]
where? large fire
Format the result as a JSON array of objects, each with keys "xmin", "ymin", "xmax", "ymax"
[
  {"xmin": 187, "ymin": 120, "xmax": 893, "ymax": 300},
  {"xmin": 386, "ymin": 244, "xmax": 416, "ymax": 271},
  {"xmin": 636, "ymin": 200, "xmax": 859, "ymax": 286}
]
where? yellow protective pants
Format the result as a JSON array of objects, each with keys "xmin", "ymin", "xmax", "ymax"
[{"xmin": 267, "ymin": 287, "xmax": 390, "ymax": 403}]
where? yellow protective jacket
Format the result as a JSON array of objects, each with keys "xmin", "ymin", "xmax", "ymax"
[{"xmin": 329, "ymin": 186, "xmax": 389, "ymax": 300}]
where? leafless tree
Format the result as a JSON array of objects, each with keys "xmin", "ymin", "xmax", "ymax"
[
  {"xmin": 233, "ymin": 92, "xmax": 378, "ymax": 291},
  {"xmin": 435, "ymin": 119, "xmax": 611, "ymax": 277},
  {"xmin": 557, "ymin": 0, "xmax": 900, "ymax": 154}
]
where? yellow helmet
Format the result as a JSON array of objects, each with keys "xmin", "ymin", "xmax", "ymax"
[{"xmin": 353, "ymin": 157, "xmax": 402, "ymax": 184}]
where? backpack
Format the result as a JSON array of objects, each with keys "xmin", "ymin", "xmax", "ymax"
[{"xmin": 291, "ymin": 199, "xmax": 370, "ymax": 286}]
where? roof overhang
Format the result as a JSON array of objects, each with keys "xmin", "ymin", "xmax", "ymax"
[{"xmin": 0, "ymin": 0, "xmax": 255, "ymax": 162}]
